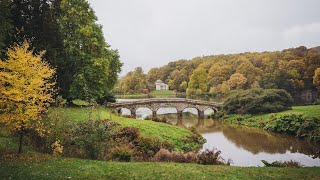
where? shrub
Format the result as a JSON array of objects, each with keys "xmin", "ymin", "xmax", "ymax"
[
  {"xmin": 153, "ymin": 148, "xmax": 231, "ymax": 165},
  {"xmin": 223, "ymin": 89, "xmax": 293, "ymax": 115},
  {"xmin": 24, "ymin": 108, "xmax": 72, "ymax": 154},
  {"xmin": 153, "ymin": 148, "xmax": 196, "ymax": 163},
  {"xmin": 66, "ymin": 119, "xmax": 119, "ymax": 159},
  {"xmin": 116, "ymin": 127, "xmax": 140, "ymax": 142},
  {"xmin": 51, "ymin": 140, "xmax": 63, "ymax": 156},
  {"xmin": 262, "ymin": 160, "xmax": 303, "ymax": 167},
  {"xmin": 109, "ymin": 145, "xmax": 135, "ymax": 162},
  {"xmin": 196, "ymin": 149, "xmax": 231, "ymax": 165},
  {"xmin": 313, "ymin": 99, "xmax": 320, "ymax": 105},
  {"xmin": 133, "ymin": 136, "xmax": 173, "ymax": 160},
  {"xmin": 264, "ymin": 114, "xmax": 320, "ymax": 143}
]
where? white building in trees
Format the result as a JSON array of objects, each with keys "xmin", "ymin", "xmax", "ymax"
[{"xmin": 155, "ymin": 80, "xmax": 169, "ymax": 90}]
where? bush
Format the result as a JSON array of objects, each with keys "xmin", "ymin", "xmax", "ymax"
[
  {"xmin": 66, "ymin": 119, "xmax": 119, "ymax": 159},
  {"xmin": 153, "ymin": 148, "xmax": 196, "ymax": 163},
  {"xmin": 223, "ymin": 89, "xmax": 293, "ymax": 115},
  {"xmin": 109, "ymin": 145, "xmax": 135, "ymax": 162},
  {"xmin": 133, "ymin": 136, "xmax": 173, "ymax": 160},
  {"xmin": 196, "ymin": 149, "xmax": 231, "ymax": 165},
  {"xmin": 313, "ymin": 99, "xmax": 320, "ymax": 105},
  {"xmin": 262, "ymin": 160, "xmax": 303, "ymax": 167},
  {"xmin": 264, "ymin": 114, "xmax": 320, "ymax": 143},
  {"xmin": 116, "ymin": 127, "xmax": 140, "ymax": 142},
  {"xmin": 153, "ymin": 148, "xmax": 231, "ymax": 165}
]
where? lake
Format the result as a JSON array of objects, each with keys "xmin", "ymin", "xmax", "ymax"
[{"xmin": 117, "ymin": 98, "xmax": 320, "ymax": 167}]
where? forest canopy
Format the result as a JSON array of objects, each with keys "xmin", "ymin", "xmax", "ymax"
[{"xmin": 117, "ymin": 46, "xmax": 320, "ymax": 99}]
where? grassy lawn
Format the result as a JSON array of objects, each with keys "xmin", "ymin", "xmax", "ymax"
[
  {"xmin": 149, "ymin": 90, "xmax": 176, "ymax": 98},
  {"xmin": 49, "ymin": 107, "xmax": 201, "ymax": 151},
  {"xmin": 1, "ymin": 153, "xmax": 319, "ymax": 180}
]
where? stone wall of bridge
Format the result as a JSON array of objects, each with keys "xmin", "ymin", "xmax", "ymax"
[{"xmin": 108, "ymin": 98, "xmax": 223, "ymax": 119}]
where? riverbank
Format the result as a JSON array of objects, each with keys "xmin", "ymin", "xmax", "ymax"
[
  {"xmin": 48, "ymin": 107, "xmax": 203, "ymax": 151},
  {"xmin": 1, "ymin": 152, "xmax": 319, "ymax": 179},
  {"xmin": 221, "ymin": 105, "xmax": 320, "ymax": 143}
]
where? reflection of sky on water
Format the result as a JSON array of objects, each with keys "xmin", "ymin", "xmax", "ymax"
[
  {"xmin": 202, "ymin": 132, "xmax": 320, "ymax": 167},
  {"xmin": 118, "ymin": 105, "xmax": 320, "ymax": 167}
]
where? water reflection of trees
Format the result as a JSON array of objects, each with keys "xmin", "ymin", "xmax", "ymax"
[
  {"xmin": 197, "ymin": 120, "xmax": 320, "ymax": 159},
  {"xmin": 160, "ymin": 113, "xmax": 320, "ymax": 159}
]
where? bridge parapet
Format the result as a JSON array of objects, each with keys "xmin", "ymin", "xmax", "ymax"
[{"xmin": 108, "ymin": 98, "xmax": 223, "ymax": 119}]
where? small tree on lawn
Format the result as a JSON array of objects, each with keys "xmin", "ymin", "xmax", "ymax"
[{"xmin": 0, "ymin": 40, "xmax": 55, "ymax": 153}]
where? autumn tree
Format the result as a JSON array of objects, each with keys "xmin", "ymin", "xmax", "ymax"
[
  {"xmin": 187, "ymin": 67, "xmax": 208, "ymax": 95},
  {"xmin": 119, "ymin": 67, "xmax": 147, "ymax": 94},
  {"xmin": 313, "ymin": 68, "xmax": 320, "ymax": 91},
  {"xmin": 179, "ymin": 81, "xmax": 188, "ymax": 92},
  {"xmin": 208, "ymin": 64, "xmax": 231, "ymax": 86},
  {"xmin": 228, "ymin": 73, "xmax": 247, "ymax": 90},
  {"xmin": 0, "ymin": 41, "xmax": 55, "ymax": 153}
]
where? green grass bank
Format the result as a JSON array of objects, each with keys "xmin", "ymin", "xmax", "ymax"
[
  {"xmin": 49, "ymin": 107, "xmax": 202, "ymax": 151},
  {"xmin": 1, "ymin": 153, "xmax": 319, "ymax": 180},
  {"xmin": 223, "ymin": 105, "xmax": 320, "ymax": 127}
]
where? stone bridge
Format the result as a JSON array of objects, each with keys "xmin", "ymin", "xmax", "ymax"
[{"xmin": 107, "ymin": 98, "xmax": 223, "ymax": 119}]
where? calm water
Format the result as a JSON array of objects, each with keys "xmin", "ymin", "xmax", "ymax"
[{"xmin": 117, "ymin": 99, "xmax": 320, "ymax": 167}]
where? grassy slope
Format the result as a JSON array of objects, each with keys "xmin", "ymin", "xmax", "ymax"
[
  {"xmin": 50, "ymin": 107, "xmax": 199, "ymax": 151},
  {"xmin": 225, "ymin": 105, "xmax": 320, "ymax": 127},
  {"xmin": 1, "ymin": 154, "xmax": 319, "ymax": 180}
]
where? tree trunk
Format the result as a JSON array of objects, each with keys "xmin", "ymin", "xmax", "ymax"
[{"xmin": 18, "ymin": 133, "xmax": 23, "ymax": 154}]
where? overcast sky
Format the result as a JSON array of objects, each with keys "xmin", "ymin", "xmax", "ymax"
[{"xmin": 88, "ymin": 0, "xmax": 320, "ymax": 75}]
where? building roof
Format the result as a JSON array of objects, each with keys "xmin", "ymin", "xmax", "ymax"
[{"xmin": 155, "ymin": 79, "xmax": 163, "ymax": 83}]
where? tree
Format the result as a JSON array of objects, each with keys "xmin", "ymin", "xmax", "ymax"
[
  {"xmin": 118, "ymin": 67, "xmax": 146, "ymax": 94},
  {"xmin": 0, "ymin": 0, "xmax": 14, "ymax": 57},
  {"xmin": 58, "ymin": 0, "xmax": 121, "ymax": 100},
  {"xmin": 227, "ymin": 73, "xmax": 247, "ymax": 90},
  {"xmin": 313, "ymin": 68, "xmax": 320, "ymax": 91},
  {"xmin": 208, "ymin": 64, "xmax": 231, "ymax": 86},
  {"xmin": 186, "ymin": 67, "xmax": 208, "ymax": 95},
  {"xmin": 1, "ymin": 0, "xmax": 122, "ymax": 101},
  {"xmin": 179, "ymin": 81, "xmax": 188, "ymax": 92},
  {"xmin": 0, "ymin": 41, "xmax": 55, "ymax": 153}
]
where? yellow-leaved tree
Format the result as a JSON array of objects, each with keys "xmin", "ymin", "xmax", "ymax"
[{"xmin": 0, "ymin": 40, "xmax": 55, "ymax": 153}]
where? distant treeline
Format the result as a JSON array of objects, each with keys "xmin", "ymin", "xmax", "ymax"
[{"xmin": 116, "ymin": 46, "xmax": 320, "ymax": 98}]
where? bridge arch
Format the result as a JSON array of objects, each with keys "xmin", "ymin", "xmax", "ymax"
[{"xmin": 108, "ymin": 98, "xmax": 223, "ymax": 120}]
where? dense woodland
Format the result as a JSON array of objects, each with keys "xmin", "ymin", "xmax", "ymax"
[
  {"xmin": 0, "ymin": 0, "xmax": 122, "ymax": 102},
  {"xmin": 117, "ymin": 46, "xmax": 320, "ymax": 98}
]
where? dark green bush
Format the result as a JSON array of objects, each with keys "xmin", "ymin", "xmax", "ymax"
[
  {"xmin": 66, "ymin": 119, "xmax": 119, "ymax": 159},
  {"xmin": 223, "ymin": 89, "xmax": 293, "ymax": 115},
  {"xmin": 264, "ymin": 114, "xmax": 320, "ymax": 143}
]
